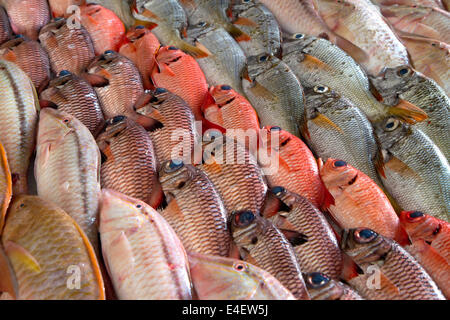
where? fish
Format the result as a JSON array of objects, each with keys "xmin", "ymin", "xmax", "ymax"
[
  {"xmin": 399, "ymin": 211, "xmax": 450, "ymax": 263},
  {"xmin": 371, "ymin": 0, "xmax": 445, "ymax": 7},
  {"xmin": 40, "ymin": 70, "xmax": 105, "ymax": 137},
  {"xmin": 200, "ymin": 133, "xmax": 267, "ymax": 220},
  {"xmin": 0, "ymin": 142, "xmax": 11, "ymax": 231},
  {"xmin": 373, "ymin": 117, "xmax": 450, "ymax": 222},
  {"xmin": 0, "ymin": 0, "xmax": 51, "ymax": 40},
  {"xmin": 48, "ymin": 0, "xmax": 86, "ymax": 18},
  {"xmin": 0, "ymin": 6, "xmax": 12, "ymax": 45},
  {"xmin": 119, "ymin": 25, "xmax": 161, "ymax": 90},
  {"xmin": 0, "ymin": 35, "xmax": 51, "ymax": 93},
  {"xmin": 186, "ymin": 23, "xmax": 246, "ymax": 96},
  {"xmin": 35, "ymin": 108, "xmax": 101, "ymax": 253},
  {"xmin": 188, "ymin": 252, "xmax": 296, "ymax": 300},
  {"xmin": 0, "ymin": 195, "xmax": 105, "ymax": 300},
  {"xmin": 302, "ymin": 85, "xmax": 385, "ymax": 187},
  {"xmin": 230, "ymin": 0, "xmax": 281, "ymax": 57},
  {"xmin": 371, "ymin": 67, "xmax": 449, "ymax": 159},
  {"xmin": 341, "ymin": 228, "xmax": 445, "ymax": 300},
  {"xmin": 202, "ymin": 85, "xmax": 260, "ymax": 135},
  {"xmin": 97, "ymin": 116, "xmax": 162, "ymax": 208},
  {"xmin": 152, "ymin": 46, "xmax": 209, "ymax": 121},
  {"xmin": 258, "ymin": 126, "xmax": 325, "ymax": 209},
  {"xmin": 318, "ymin": 158, "xmax": 409, "ymax": 244},
  {"xmin": 99, "ymin": 189, "xmax": 192, "ymax": 300},
  {"xmin": 269, "ymin": 187, "xmax": 343, "ymax": 279},
  {"xmin": 313, "ymin": 0, "xmax": 410, "ymax": 77},
  {"xmin": 87, "ymin": 0, "xmax": 135, "ymax": 29},
  {"xmin": 281, "ymin": 34, "xmax": 427, "ymax": 123},
  {"xmin": 242, "ymin": 54, "xmax": 305, "ymax": 138},
  {"xmin": 132, "ymin": 0, "xmax": 209, "ymax": 58},
  {"xmin": 158, "ymin": 160, "xmax": 231, "ymax": 257},
  {"xmin": 381, "ymin": 5, "xmax": 450, "ymax": 44},
  {"xmin": 303, "ymin": 272, "xmax": 363, "ymax": 300},
  {"xmin": 134, "ymin": 88, "xmax": 198, "ymax": 166},
  {"xmin": 179, "ymin": 0, "xmax": 250, "ymax": 42},
  {"xmin": 405, "ymin": 239, "xmax": 450, "ymax": 299},
  {"xmin": 231, "ymin": 210, "xmax": 310, "ymax": 300},
  {"xmin": 0, "ymin": 59, "xmax": 38, "ymax": 195},
  {"xmin": 79, "ymin": 3, "xmax": 126, "ymax": 55},
  {"xmin": 39, "ymin": 17, "xmax": 95, "ymax": 76}
]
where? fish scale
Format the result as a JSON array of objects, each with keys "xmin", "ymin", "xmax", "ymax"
[{"xmin": 0, "ymin": 6, "xmax": 12, "ymax": 44}]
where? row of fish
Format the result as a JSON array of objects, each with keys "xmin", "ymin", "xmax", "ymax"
[{"xmin": 0, "ymin": 0, "xmax": 448, "ymax": 300}]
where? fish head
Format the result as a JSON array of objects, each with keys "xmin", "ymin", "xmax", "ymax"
[
  {"xmin": 4, "ymin": 196, "xmax": 42, "ymax": 239},
  {"xmin": 155, "ymin": 45, "xmax": 186, "ymax": 65},
  {"xmin": 303, "ymin": 272, "xmax": 344, "ymax": 300},
  {"xmin": 381, "ymin": 4, "xmax": 429, "ymax": 21},
  {"xmin": 134, "ymin": 88, "xmax": 171, "ymax": 122},
  {"xmin": 231, "ymin": 0, "xmax": 256, "ymax": 13},
  {"xmin": 369, "ymin": 65, "xmax": 416, "ymax": 104},
  {"xmin": 0, "ymin": 34, "xmax": 27, "ymax": 52},
  {"xmin": 230, "ymin": 210, "xmax": 261, "ymax": 253},
  {"xmin": 399, "ymin": 211, "xmax": 440, "ymax": 243},
  {"xmin": 38, "ymin": 18, "xmax": 67, "ymax": 42},
  {"xmin": 96, "ymin": 115, "xmax": 129, "ymax": 147},
  {"xmin": 304, "ymin": 84, "xmax": 341, "ymax": 113},
  {"xmin": 210, "ymin": 85, "xmax": 240, "ymax": 106},
  {"xmin": 372, "ymin": 117, "xmax": 408, "ymax": 151},
  {"xmin": 38, "ymin": 108, "xmax": 78, "ymax": 143},
  {"xmin": 158, "ymin": 160, "xmax": 195, "ymax": 202},
  {"xmin": 340, "ymin": 228, "xmax": 391, "ymax": 265},
  {"xmin": 46, "ymin": 70, "xmax": 76, "ymax": 91},
  {"xmin": 259, "ymin": 126, "xmax": 293, "ymax": 152},
  {"xmin": 87, "ymin": 50, "xmax": 122, "ymax": 74},
  {"xmin": 80, "ymin": 3, "xmax": 104, "ymax": 18},
  {"xmin": 319, "ymin": 158, "xmax": 359, "ymax": 189},
  {"xmin": 245, "ymin": 53, "xmax": 279, "ymax": 81},
  {"xmin": 125, "ymin": 25, "xmax": 152, "ymax": 43},
  {"xmin": 312, "ymin": 0, "xmax": 356, "ymax": 22},
  {"xmin": 281, "ymin": 33, "xmax": 316, "ymax": 56},
  {"xmin": 186, "ymin": 21, "xmax": 215, "ymax": 40}
]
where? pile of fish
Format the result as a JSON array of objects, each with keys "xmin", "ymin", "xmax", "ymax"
[{"xmin": 0, "ymin": 0, "xmax": 448, "ymax": 300}]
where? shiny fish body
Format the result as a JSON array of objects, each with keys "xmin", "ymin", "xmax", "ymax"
[
  {"xmin": 0, "ymin": 60, "xmax": 38, "ymax": 195},
  {"xmin": 99, "ymin": 189, "xmax": 192, "ymax": 300},
  {"xmin": 374, "ymin": 118, "xmax": 450, "ymax": 222},
  {"xmin": 243, "ymin": 54, "xmax": 305, "ymax": 137},
  {"xmin": 35, "ymin": 108, "xmax": 101, "ymax": 253}
]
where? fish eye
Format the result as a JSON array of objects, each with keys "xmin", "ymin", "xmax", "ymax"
[
  {"xmin": 14, "ymin": 34, "xmax": 24, "ymax": 39},
  {"xmin": 407, "ymin": 211, "xmax": 425, "ymax": 221},
  {"xmin": 58, "ymin": 70, "xmax": 71, "ymax": 77},
  {"xmin": 354, "ymin": 228, "xmax": 378, "ymax": 243},
  {"xmin": 204, "ymin": 129, "xmax": 222, "ymax": 141},
  {"xmin": 293, "ymin": 33, "xmax": 304, "ymax": 39},
  {"xmin": 154, "ymin": 88, "xmax": 168, "ymax": 94},
  {"xmin": 233, "ymin": 262, "xmax": 246, "ymax": 272},
  {"xmin": 385, "ymin": 118, "xmax": 399, "ymax": 131},
  {"xmin": 271, "ymin": 186, "xmax": 285, "ymax": 196},
  {"xmin": 313, "ymin": 85, "xmax": 329, "ymax": 94},
  {"xmin": 270, "ymin": 126, "xmax": 282, "ymax": 132},
  {"xmin": 104, "ymin": 50, "xmax": 115, "ymax": 55},
  {"xmin": 108, "ymin": 115, "xmax": 126, "ymax": 125},
  {"xmin": 197, "ymin": 21, "xmax": 207, "ymax": 27},
  {"xmin": 233, "ymin": 210, "xmax": 255, "ymax": 228},
  {"xmin": 307, "ymin": 272, "xmax": 330, "ymax": 288},
  {"xmin": 243, "ymin": 0, "xmax": 251, "ymax": 3},
  {"xmin": 63, "ymin": 119, "xmax": 70, "ymax": 123},
  {"xmin": 136, "ymin": 204, "xmax": 142, "ymax": 209},
  {"xmin": 333, "ymin": 160, "xmax": 347, "ymax": 168},
  {"xmin": 397, "ymin": 67, "xmax": 411, "ymax": 77},
  {"xmin": 168, "ymin": 46, "xmax": 178, "ymax": 50},
  {"xmin": 220, "ymin": 85, "xmax": 232, "ymax": 91},
  {"xmin": 259, "ymin": 55, "xmax": 269, "ymax": 62},
  {"xmin": 135, "ymin": 25, "xmax": 145, "ymax": 30},
  {"xmin": 164, "ymin": 160, "xmax": 184, "ymax": 173}
]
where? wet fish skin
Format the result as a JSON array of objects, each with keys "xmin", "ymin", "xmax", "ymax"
[
  {"xmin": 231, "ymin": 210, "xmax": 310, "ymax": 300},
  {"xmin": 0, "ymin": 60, "xmax": 38, "ymax": 195},
  {"xmin": 97, "ymin": 116, "xmax": 162, "ymax": 208},
  {"xmin": 243, "ymin": 54, "xmax": 305, "ymax": 138},
  {"xmin": 371, "ymin": 0, "xmax": 444, "ymax": 8},
  {"xmin": 342, "ymin": 228, "xmax": 445, "ymax": 300},
  {"xmin": 159, "ymin": 161, "xmax": 231, "ymax": 257},
  {"xmin": 0, "ymin": 6, "xmax": 12, "ymax": 45},
  {"xmin": 188, "ymin": 252, "xmax": 296, "ymax": 300},
  {"xmin": 35, "ymin": 108, "xmax": 101, "ymax": 253},
  {"xmin": 87, "ymin": 0, "xmax": 135, "ymax": 29},
  {"xmin": 373, "ymin": 117, "xmax": 450, "ymax": 222},
  {"xmin": 303, "ymin": 272, "xmax": 363, "ymax": 300},
  {"xmin": 0, "ymin": 141, "xmax": 11, "ymax": 231},
  {"xmin": 39, "ymin": 18, "xmax": 95, "ymax": 76},
  {"xmin": 0, "ymin": 35, "xmax": 51, "ymax": 93},
  {"xmin": 1, "ymin": 195, "xmax": 105, "ymax": 300},
  {"xmin": 99, "ymin": 189, "xmax": 192, "ymax": 300},
  {"xmin": 40, "ymin": 70, "xmax": 105, "ymax": 137}
]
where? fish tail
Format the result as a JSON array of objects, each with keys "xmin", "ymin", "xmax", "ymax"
[
  {"xmin": 388, "ymin": 99, "xmax": 428, "ymax": 124},
  {"xmin": 179, "ymin": 41, "xmax": 210, "ymax": 59},
  {"xmin": 227, "ymin": 24, "xmax": 251, "ymax": 42}
]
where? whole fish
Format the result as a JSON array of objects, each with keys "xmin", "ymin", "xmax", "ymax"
[
  {"xmin": 281, "ymin": 34, "xmax": 426, "ymax": 123},
  {"xmin": 371, "ymin": 67, "xmax": 449, "ymax": 159},
  {"xmin": 188, "ymin": 252, "xmax": 296, "ymax": 300},
  {"xmin": 48, "ymin": 0, "xmax": 86, "ymax": 18},
  {"xmin": 0, "ymin": 6, "xmax": 12, "ymax": 45},
  {"xmin": 200, "ymin": 133, "xmax": 267, "ymax": 220},
  {"xmin": 99, "ymin": 189, "xmax": 192, "ymax": 300},
  {"xmin": 35, "ymin": 108, "xmax": 101, "ymax": 253},
  {"xmin": 159, "ymin": 160, "xmax": 231, "ymax": 257},
  {"xmin": 0, "ymin": 142, "xmax": 11, "ymax": 231},
  {"xmin": 79, "ymin": 4, "xmax": 126, "ymax": 55},
  {"xmin": 186, "ymin": 23, "xmax": 246, "ymax": 96},
  {"xmin": 399, "ymin": 211, "xmax": 450, "ymax": 263},
  {"xmin": 373, "ymin": 117, "xmax": 450, "ymax": 221},
  {"xmin": 152, "ymin": 46, "xmax": 209, "ymax": 121},
  {"xmin": 230, "ymin": 0, "xmax": 281, "ymax": 57},
  {"xmin": 258, "ymin": 126, "xmax": 325, "ymax": 209},
  {"xmin": 0, "ymin": 60, "xmax": 38, "ymax": 195},
  {"xmin": 231, "ymin": 210, "xmax": 310, "ymax": 300},
  {"xmin": 313, "ymin": 0, "xmax": 410, "ymax": 77},
  {"xmin": 97, "ymin": 116, "xmax": 162, "ymax": 208},
  {"xmin": 134, "ymin": 88, "xmax": 198, "ymax": 165},
  {"xmin": 119, "ymin": 26, "xmax": 161, "ymax": 90},
  {"xmin": 342, "ymin": 228, "xmax": 445, "ymax": 300},
  {"xmin": 381, "ymin": 5, "xmax": 450, "ymax": 44},
  {"xmin": 87, "ymin": 0, "xmax": 135, "ymax": 29},
  {"xmin": 39, "ymin": 18, "xmax": 95, "ymax": 76},
  {"xmin": 319, "ymin": 158, "xmax": 409, "ymax": 244},
  {"xmin": 0, "ymin": 0, "xmax": 50, "ymax": 40},
  {"xmin": 303, "ymin": 272, "xmax": 363, "ymax": 300},
  {"xmin": 202, "ymin": 85, "xmax": 260, "ymax": 134},
  {"xmin": 243, "ymin": 54, "xmax": 305, "ymax": 138},
  {"xmin": 302, "ymin": 85, "xmax": 385, "ymax": 187},
  {"xmin": 269, "ymin": 187, "xmax": 343, "ymax": 279},
  {"xmin": 0, "ymin": 195, "xmax": 105, "ymax": 300},
  {"xmin": 179, "ymin": 0, "xmax": 250, "ymax": 42},
  {"xmin": 0, "ymin": 35, "xmax": 51, "ymax": 93},
  {"xmin": 132, "ymin": 0, "xmax": 208, "ymax": 58},
  {"xmin": 40, "ymin": 70, "xmax": 105, "ymax": 137}
]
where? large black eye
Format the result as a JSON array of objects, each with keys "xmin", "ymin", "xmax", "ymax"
[
  {"xmin": 271, "ymin": 186, "xmax": 285, "ymax": 196},
  {"xmin": 164, "ymin": 160, "xmax": 184, "ymax": 173},
  {"xmin": 314, "ymin": 85, "xmax": 329, "ymax": 93},
  {"xmin": 270, "ymin": 126, "xmax": 281, "ymax": 132},
  {"xmin": 333, "ymin": 160, "xmax": 347, "ymax": 168},
  {"xmin": 409, "ymin": 211, "xmax": 424, "ymax": 218},
  {"xmin": 221, "ymin": 85, "xmax": 232, "ymax": 91},
  {"xmin": 385, "ymin": 118, "xmax": 399, "ymax": 132},
  {"xmin": 168, "ymin": 46, "xmax": 178, "ymax": 50},
  {"xmin": 14, "ymin": 34, "xmax": 24, "ymax": 39},
  {"xmin": 58, "ymin": 70, "xmax": 71, "ymax": 77},
  {"xmin": 397, "ymin": 67, "xmax": 410, "ymax": 77},
  {"xmin": 307, "ymin": 272, "xmax": 330, "ymax": 288},
  {"xmin": 104, "ymin": 50, "xmax": 115, "ymax": 55},
  {"xmin": 259, "ymin": 55, "xmax": 268, "ymax": 62},
  {"xmin": 154, "ymin": 88, "xmax": 167, "ymax": 94},
  {"xmin": 197, "ymin": 21, "xmax": 207, "ymax": 27},
  {"xmin": 107, "ymin": 115, "xmax": 126, "ymax": 125},
  {"xmin": 234, "ymin": 210, "xmax": 255, "ymax": 227},
  {"xmin": 135, "ymin": 25, "xmax": 145, "ymax": 29},
  {"xmin": 354, "ymin": 228, "xmax": 378, "ymax": 243},
  {"xmin": 293, "ymin": 33, "xmax": 304, "ymax": 39}
]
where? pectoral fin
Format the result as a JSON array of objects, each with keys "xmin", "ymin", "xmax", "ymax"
[{"xmin": 4, "ymin": 241, "xmax": 41, "ymax": 273}]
